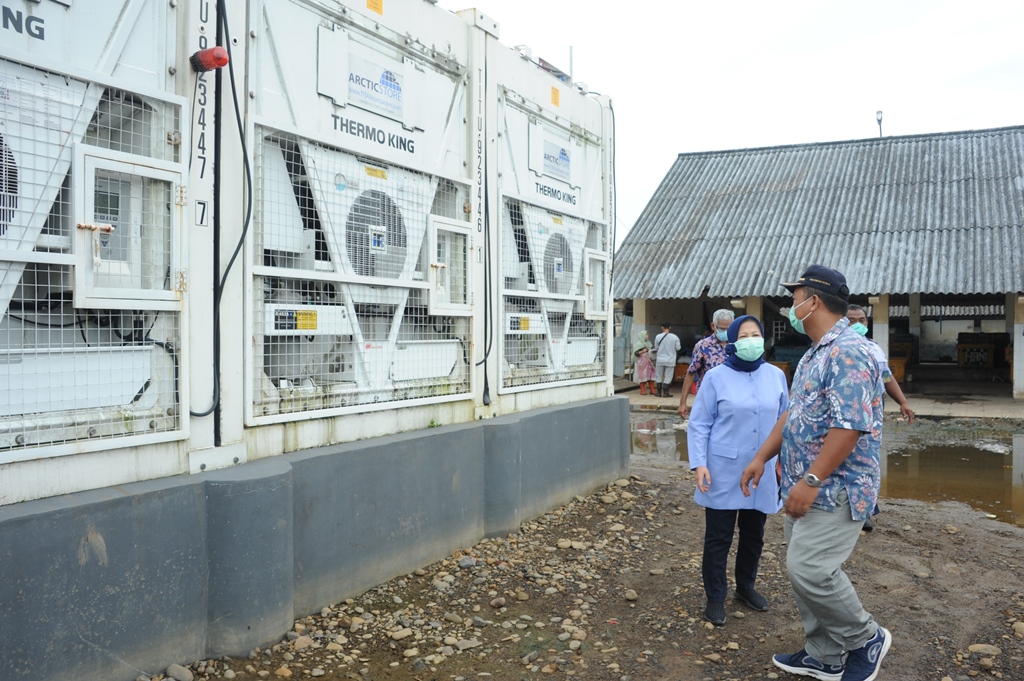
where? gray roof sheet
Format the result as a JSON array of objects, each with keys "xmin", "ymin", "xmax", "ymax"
[{"xmin": 614, "ymin": 126, "xmax": 1024, "ymax": 299}]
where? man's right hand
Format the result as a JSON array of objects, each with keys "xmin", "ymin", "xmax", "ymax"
[
  {"xmin": 678, "ymin": 404, "xmax": 689, "ymax": 419},
  {"xmin": 740, "ymin": 461, "xmax": 765, "ymax": 497}
]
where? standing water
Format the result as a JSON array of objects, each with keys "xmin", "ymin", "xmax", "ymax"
[{"xmin": 630, "ymin": 415, "xmax": 1024, "ymax": 527}]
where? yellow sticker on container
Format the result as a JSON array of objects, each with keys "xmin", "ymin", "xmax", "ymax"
[
  {"xmin": 552, "ymin": 217, "xmax": 563, "ymax": 225},
  {"xmin": 367, "ymin": 0, "xmax": 383, "ymax": 14},
  {"xmin": 551, "ymin": 86, "xmax": 560, "ymax": 107},
  {"xmin": 519, "ymin": 316, "xmax": 530, "ymax": 331},
  {"xmin": 295, "ymin": 310, "xmax": 318, "ymax": 330},
  {"xmin": 365, "ymin": 166, "xmax": 388, "ymax": 179}
]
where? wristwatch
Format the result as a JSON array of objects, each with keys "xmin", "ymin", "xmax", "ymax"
[{"xmin": 804, "ymin": 473, "xmax": 822, "ymax": 488}]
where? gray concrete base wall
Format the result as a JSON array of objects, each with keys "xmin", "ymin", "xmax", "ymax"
[{"xmin": 0, "ymin": 397, "xmax": 629, "ymax": 681}]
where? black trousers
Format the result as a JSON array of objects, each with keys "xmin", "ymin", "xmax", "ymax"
[{"xmin": 702, "ymin": 507, "xmax": 767, "ymax": 601}]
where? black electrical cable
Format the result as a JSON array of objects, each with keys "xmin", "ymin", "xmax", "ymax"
[
  {"xmin": 7, "ymin": 312, "xmax": 79, "ymax": 328},
  {"xmin": 77, "ymin": 312, "xmax": 90, "ymax": 346},
  {"xmin": 483, "ymin": 189, "xmax": 494, "ymax": 359},
  {"xmin": 479, "ymin": 183, "xmax": 492, "ymax": 405},
  {"xmin": 147, "ymin": 340, "xmax": 180, "ymax": 407},
  {"xmin": 214, "ymin": 4, "xmax": 253, "ymax": 301},
  {"xmin": 190, "ymin": 0, "xmax": 253, "ymax": 419},
  {"xmin": 473, "ymin": 63, "xmax": 493, "ymax": 406},
  {"xmin": 475, "ymin": 193, "xmax": 491, "ymax": 368}
]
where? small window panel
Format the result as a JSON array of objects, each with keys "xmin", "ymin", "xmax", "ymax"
[
  {"xmin": 583, "ymin": 248, "xmax": 609, "ymax": 320},
  {"xmin": 427, "ymin": 216, "xmax": 472, "ymax": 316},
  {"xmin": 74, "ymin": 151, "xmax": 182, "ymax": 310}
]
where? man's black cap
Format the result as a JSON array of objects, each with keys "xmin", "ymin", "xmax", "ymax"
[{"xmin": 781, "ymin": 264, "xmax": 850, "ymax": 300}]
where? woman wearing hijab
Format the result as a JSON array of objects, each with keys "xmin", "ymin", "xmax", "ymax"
[
  {"xmin": 687, "ymin": 315, "xmax": 788, "ymax": 626},
  {"xmin": 633, "ymin": 330, "xmax": 656, "ymax": 394}
]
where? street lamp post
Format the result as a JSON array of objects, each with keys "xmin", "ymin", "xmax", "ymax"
[{"xmin": 876, "ymin": 110, "xmax": 883, "ymax": 138}]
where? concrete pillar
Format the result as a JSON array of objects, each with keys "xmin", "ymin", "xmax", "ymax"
[
  {"xmin": 206, "ymin": 460, "xmax": 294, "ymax": 656},
  {"xmin": 909, "ymin": 293, "xmax": 922, "ymax": 338},
  {"xmin": 870, "ymin": 294, "xmax": 890, "ymax": 360},
  {"xmin": 744, "ymin": 296, "xmax": 763, "ymax": 321},
  {"xmin": 483, "ymin": 419, "xmax": 522, "ymax": 537},
  {"xmin": 633, "ymin": 298, "xmax": 649, "ymax": 331},
  {"xmin": 1014, "ymin": 294, "xmax": 1024, "ymax": 399}
]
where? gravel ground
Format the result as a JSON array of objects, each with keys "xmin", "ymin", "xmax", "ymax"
[{"xmin": 147, "ymin": 416, "xmax": 1024, "ymax": 681}]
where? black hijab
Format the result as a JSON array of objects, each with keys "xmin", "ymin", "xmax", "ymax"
[{"xmin": 724, "ymin": 315, "xmax": 767, "ymax": 373}]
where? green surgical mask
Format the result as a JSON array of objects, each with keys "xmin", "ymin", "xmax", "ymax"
[
  {"xmin": 788, "ymin": 297, "xmax": 813, "ymax": 334},
  {"xmin": 850, "ymin": 322, "xmax": 868, "ymax": 336},
  {"xmin": 734, "ymin": 337, "xmax": 765, "ymax": 362}
]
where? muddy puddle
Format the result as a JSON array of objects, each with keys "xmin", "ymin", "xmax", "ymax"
[{"xmin": 630, "ymin": 414, "xmax": 1024, "ymax": 526}]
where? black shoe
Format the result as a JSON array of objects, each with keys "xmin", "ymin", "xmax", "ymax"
[
  {"xmin": 703, "ymin": 600, "xmax": 726, "ymax": 625},
  {"xmin": 863, "ymin": 517, "xmax": 874, "ymax": 532},
  {"xmin": 663, "ymin": 389, "xmax": 673, "ymax": 397},
  {"xmin": 734, "ymin": 587, "xmax": 769, "ymax": 612}
]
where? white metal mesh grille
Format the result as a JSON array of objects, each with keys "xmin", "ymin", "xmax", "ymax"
[
  {"xmin": 83, "ymin": 88, "xmax": 181, "ymax": 163},
  {"xmin": 253, "ymin": 129, "xmax": 471, "ymax": 418},
  {"xmin": 0, "ymin": 268, "xmax": 182, "ymax": 451},
  {"xmin": 0, "ymin": 59, "xmax": 182, "ymax": 455},
  {"xmin": 501, "ymin": 198, "xmax": 608, "ymax": 389},
  {"xmin": 501, "ymin": 298, "xmax": 607, "ymax": 388}
]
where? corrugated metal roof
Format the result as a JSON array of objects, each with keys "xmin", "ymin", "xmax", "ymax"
[{"xmin": 614, "ymin": 126, "xmax": 1024, "ymax": 299}]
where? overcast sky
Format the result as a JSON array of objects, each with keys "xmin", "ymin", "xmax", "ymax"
[{"xmin": 438, "ymin": 0, "xmax": 1024, "ymax": 247}]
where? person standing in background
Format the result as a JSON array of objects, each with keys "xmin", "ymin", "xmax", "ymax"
[
  {"xmin": 847, "ymin": 304, "xmax": 914, "ymax": 533},
  {"xmin": 633, "ymin": 329, "xmax": 656, "ymax": 395},
  {"xmin": 679, "ymin": 309, "xmax": 734, "ymax": 418},
  {"xmin": 654, "ymin": 322, "xmax": 681, "ymax": 398},
  {"xmin": 846, "ymin": 305, "xmax": 914, "ymax": 423}
]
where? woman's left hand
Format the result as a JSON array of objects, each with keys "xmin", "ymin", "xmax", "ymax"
[{"xmin": 695, "ymin": 466, "xmax": 711, "ymax": 493}]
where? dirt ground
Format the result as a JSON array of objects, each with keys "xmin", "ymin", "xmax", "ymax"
[{"xmin": 173, "ymin": 416, "xmax": 1024, "ymax": 681}]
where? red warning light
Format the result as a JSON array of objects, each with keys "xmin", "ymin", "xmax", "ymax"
[{"xmin": 190, "ymin": 46, "xmax": 229, "ymax": 73}]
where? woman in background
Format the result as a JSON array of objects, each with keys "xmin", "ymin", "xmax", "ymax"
[
  {"xmin": 687, "ymin": 315, "xmax": 788, "ymax": 625},
  {"xmin": 633, "ymin": 329, "xmax": 656, "ymax": 394}
]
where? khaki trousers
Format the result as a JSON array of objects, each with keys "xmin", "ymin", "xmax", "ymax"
[{"xmin": 783, "ymin": 488, "xmax": 877, "ymax": 665}]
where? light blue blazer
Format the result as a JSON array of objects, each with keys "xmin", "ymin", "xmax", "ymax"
[{"xmin": 687, "ymin": 362, "xmax": 788, "ymax": 513}]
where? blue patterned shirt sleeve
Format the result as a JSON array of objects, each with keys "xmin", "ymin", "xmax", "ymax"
[{"xmin": 687, "ymin": 336, "xmax": 729, "ymax": 390}]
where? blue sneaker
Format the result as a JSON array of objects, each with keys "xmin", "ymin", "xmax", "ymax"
[
  {"xmin": 772, "ymin": 649, "xmax": 844, "ymax": 681},
  {"xmin": 841, "ymin": 626, "xmax": 891, "ymax": 681}
]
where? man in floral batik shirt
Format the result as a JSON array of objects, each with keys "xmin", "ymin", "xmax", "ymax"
[
  {"xmin": 740, "ymin": 265, "xmax": 890, "ymax": 681},
  {"xmin": 678, "ymin": 308, "xmax": 734, "ymax": 418}
]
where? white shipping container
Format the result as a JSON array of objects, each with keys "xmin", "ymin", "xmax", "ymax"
[{"xmin": 0, "ymin": 0, "xmax": 614, "ymax": 503}]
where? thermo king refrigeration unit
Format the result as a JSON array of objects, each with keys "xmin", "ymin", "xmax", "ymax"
[
  {"xmin": 246, "ymin": 0, "xmax": 475, "ymax": 419},
  {"xmin": 491, "ymin": 45, "xmax": 613, "ymax": 391},
  {"xmin": 0, "ymin": 0, "xmax": 192, "ymax": 458}
]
